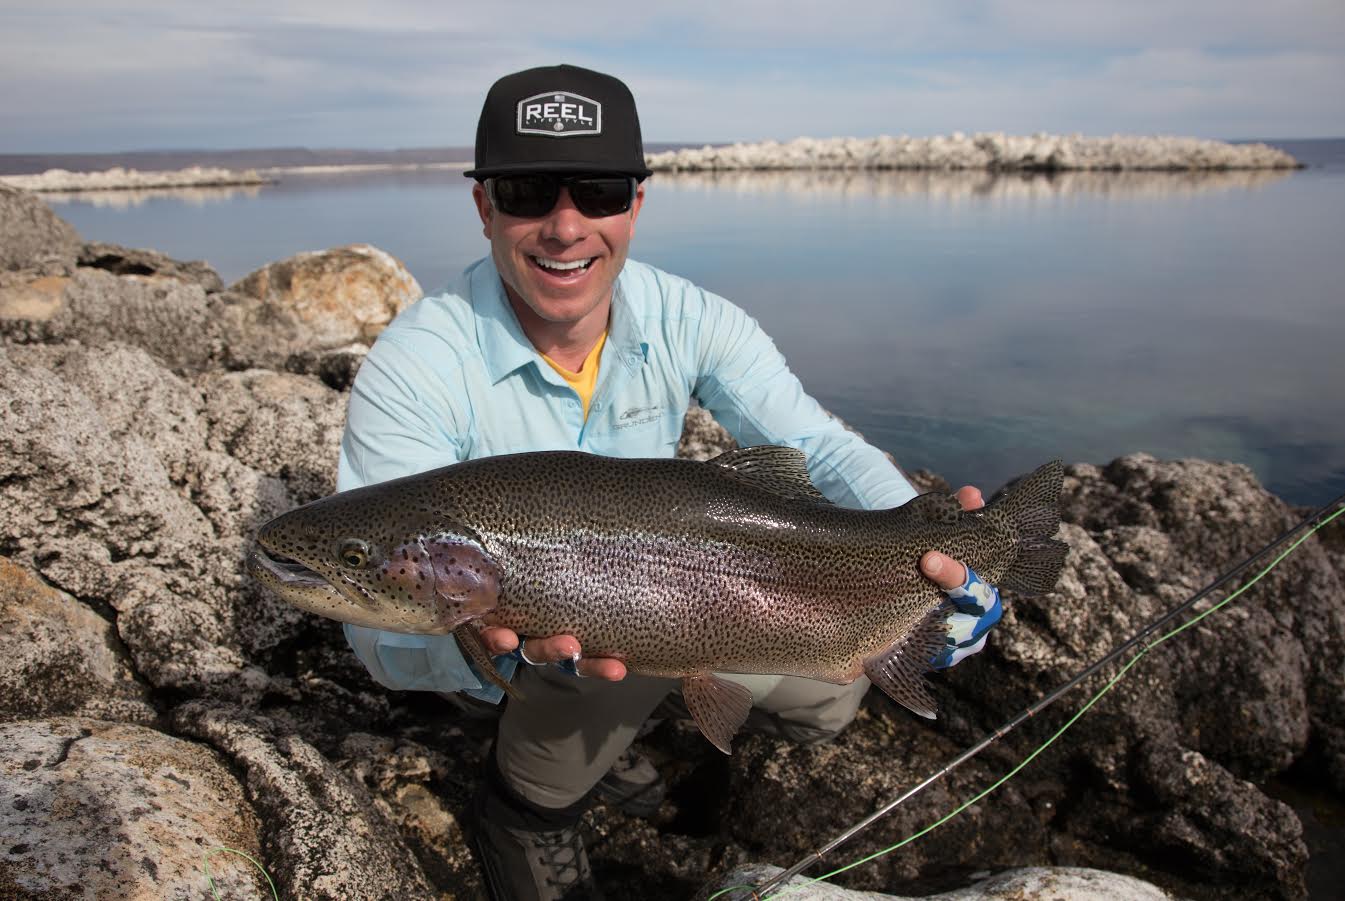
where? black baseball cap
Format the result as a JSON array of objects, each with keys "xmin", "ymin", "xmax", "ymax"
[{"xmin": 464, "ymin": 64, "xmax": 653, "ymax": 181}]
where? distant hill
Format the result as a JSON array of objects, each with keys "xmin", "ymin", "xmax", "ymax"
[{"xmin": 0, "ymin": 143, "xmax": 709, "ymax": 176}]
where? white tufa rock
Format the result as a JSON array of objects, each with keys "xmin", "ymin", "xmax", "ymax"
[
  {"xmin": 0, "ymin": 165, "xmax": 270, "ymax": 193},
  {"xmin": 646, "ymin": 134, "xmax": 1298, "ymax": 172}
]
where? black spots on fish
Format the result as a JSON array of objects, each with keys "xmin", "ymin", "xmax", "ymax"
[
  {"xmin": 906, "ymin": 492, "xmax": 963, "ymax": 524},
  {"xmin": 987, "ymin": 460, "xmax": 1064, "ymax": 538}
]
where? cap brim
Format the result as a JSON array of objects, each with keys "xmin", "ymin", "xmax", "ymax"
[{"xmin": 464, "ymin": 159, "xmax": 652, "ymax": 180}]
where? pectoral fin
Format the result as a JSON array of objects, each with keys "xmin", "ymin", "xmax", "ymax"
[
  {"xmin": 681, "ymin": 673, "xmax": 754, "ymax": 754},
  {"xmin": 863, "ymin": 601, "xmax": 951, "ymax": 719},
  {"xmin": 453, "ymin": 624, "xmax": 523, "ymax": 702}
]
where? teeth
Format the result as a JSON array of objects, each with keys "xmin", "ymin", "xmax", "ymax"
[{"xmin": 534, "ymin": 256, "xmax": 593, "ymax": 272}]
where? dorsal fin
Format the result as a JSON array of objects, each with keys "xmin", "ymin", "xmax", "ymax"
[{"xmin": 709, "ymin": 445, "xmax": 832, "ymax": 503}]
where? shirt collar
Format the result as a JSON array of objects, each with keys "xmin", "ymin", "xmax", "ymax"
[{"xmin": 470, "ymin": 255, "xmax": 651, "ymax": 383}]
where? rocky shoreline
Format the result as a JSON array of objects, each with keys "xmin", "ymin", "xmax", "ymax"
[
  {"xmin": 2, "ymin": 184, "xmax": 1342, "ymax": 900},
  {"xmin": 646, "ymin": 133, "xmax": 1300, "ymax": 172}
]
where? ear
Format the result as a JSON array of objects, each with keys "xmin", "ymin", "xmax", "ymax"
[
  {"xmin": 627, "ymin": 181, "xmax": 646, "ymax": 238},
  {"xmin": 472, "ymin": 182, "xmax": 493, "ymax": 238}
]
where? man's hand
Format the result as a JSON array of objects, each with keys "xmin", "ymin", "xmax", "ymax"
[
  {"xmin": 920, "ymin": 485, "xmax": 1003, "ymax": 669},
  {"xmin": 479, "ymin": 627, "xmax": 628, "ymax": 681},
  {"xmin": 918, "ymin": 485, "xmax": 983, "ymax": 589}
]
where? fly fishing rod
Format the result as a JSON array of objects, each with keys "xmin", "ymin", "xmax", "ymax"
[{"xmin": 738, "ymin": 489, "xmax": 1345, "ymax": 901}]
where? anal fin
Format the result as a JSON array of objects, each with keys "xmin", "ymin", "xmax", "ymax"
[
  {"xmin": 863, "ymin": 601, "xmax": 951, "ymax": 719},
  {"xmin": 454, "ymin": 624, "xmax": 523, "ymax": 702},
  {"xmin": 681, "ymin": 673, "xmax": 754, "ymax": 754}
]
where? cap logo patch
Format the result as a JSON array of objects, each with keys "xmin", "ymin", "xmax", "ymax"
[{"xmin": 516, "ymin": 91, "xmax": 602, "ymax": 137}]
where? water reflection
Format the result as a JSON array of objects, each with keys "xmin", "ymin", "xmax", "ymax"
[
  {"xmin": 41, "ymin": 184, "xmax": 264, "ymax": 208},
  {"xmin": 650, "ymin": 167, "xmax": 1293, "ymax": 201}
]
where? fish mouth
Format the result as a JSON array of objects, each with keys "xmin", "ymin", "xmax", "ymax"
[{"xmin": 248, "ymin": 546, "xmax": 329, "ymax": 588}]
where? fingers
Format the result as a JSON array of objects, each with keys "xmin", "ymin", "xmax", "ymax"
[
  {"xmin": 917, "ymin": 487, "xmax": 980, "ymax": 591},
  {"xmin": 479, "ymin": 626, "xmax": 519, "ymax": 657},
  {"xmin": 955, "ymin": 485, "xmax": 984, "ymax": 510},
  {"xmin": 920, "ymin": 550, "xmax": 969, "ymax": 591},
  {"xmin": 484, "ymin": 629, "xmax": 519, "ymax": 656},
  {"xmin": 576, "ymin": 657, "xmax": 627, "ymax": 681},
  {"xmin": 481, "ymin": 627, "xmax": 626, "ymax": 682},
  {"xmin": 517, "ymin": 634, "xmax": 582, "ymax": 665}
]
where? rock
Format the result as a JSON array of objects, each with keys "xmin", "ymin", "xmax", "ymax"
[
  {"xmin": 79, "ymin": 240, "xmax": 225, "ymax": 292},
  {"xmin": 335, "ymin": 731, "xmax": 488, "ymax": 894},
  {"xmin": 174, "ymin": 702, "xmax": 439, "ymax": 901},
  {"xmin": 0, "ymin": 717, "xmax": 269, "ymax": 900},
  {"xmin": 198, "ymin": 368, "xmax": 348, "ymax": 505},
  {"xmin": 0, "ymin": 184, "xmax": 81, "ymax": 273},
  {"xmin": 0, "ymin": 267, "xmax": 224, "ymax": 371},
  {"xmin": 0, "ymin": 165, "xmax": 269, "ymax": 193},
  {"xmin": 230, "ymin": 243, "xmax": 421, "ymax": 349},
  {"xmin": 284, "ymin": 341, "xmax": 370, "ymax": 392},
  {"xmin": 703, "ymin": 864, "xmax": 1178, "ymax": 900},
  {"xmin": 0, "ymin": 557, "xmax": 156, "ymax": 724},
  {"xmin": 1130, "ymin": 741, "xmax": 1306, "ymax": 898},
  {"xmin": 0, "ymin": 342, "xmax": 291, "ymax": 697},
  {"xmin": 677, "ymin": 403, "xmax": 738, "ymax": 460}
]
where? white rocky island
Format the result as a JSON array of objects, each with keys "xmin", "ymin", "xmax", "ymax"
[
  {"xmin": 646, "ymin": 133, "xmax": 1300, "ymax": 172},
  {"xmin": 0, "ymin": 165, "xmax": 270, "ymax": 192}
]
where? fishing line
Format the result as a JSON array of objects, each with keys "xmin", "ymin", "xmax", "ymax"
[
  {"xmin": 201, "ymin": 845, "xmax": 280, "ymax": 901},
  {"xmin": 706, "ymin": 490, "xmax": 1345, "ymax": 901}
]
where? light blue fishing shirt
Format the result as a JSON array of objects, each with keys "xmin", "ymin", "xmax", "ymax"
[{"xmin": 338, "ymin": 255, "xmax": 919, "ymax": 702}]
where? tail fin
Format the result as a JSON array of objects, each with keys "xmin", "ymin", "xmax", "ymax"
[{"xmin": 988, "ymin": 460, "xmax": 1069, "ymax": 594}]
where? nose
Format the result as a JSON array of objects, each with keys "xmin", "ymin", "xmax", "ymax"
[{"xmin": 538, "ymin": 187, "xmax": 588, "ymax": 245}]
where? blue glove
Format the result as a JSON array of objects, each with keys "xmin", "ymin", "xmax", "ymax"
[{"xmin": 931, "ymin": 566, "xmax": 1002, "ymax": 669}]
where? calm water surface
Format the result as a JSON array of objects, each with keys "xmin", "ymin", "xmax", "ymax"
[{"xmin": 47, "ymin": 140, "xmax": 1345, "ymax": 505}]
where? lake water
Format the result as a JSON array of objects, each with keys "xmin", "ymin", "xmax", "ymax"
[{"xmin": 42, "ymin": 139, "xmax": 1345, "ymax": 507}]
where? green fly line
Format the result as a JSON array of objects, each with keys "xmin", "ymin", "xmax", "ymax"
[
  {"xmin": 201, "ymin": 845, "xmax": 279, "ymax": 901},
  {"xmin": 707, "ymin": 494, "xmax": 1345, "ymax": 901}
]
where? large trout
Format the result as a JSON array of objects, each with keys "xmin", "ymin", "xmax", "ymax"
[{"xmin": 249, "ymin": 447, "xmax": 1067, "ymax": 752}]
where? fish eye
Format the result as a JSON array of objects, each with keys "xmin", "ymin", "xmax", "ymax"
[{"xmin": 338, "ymin": 539, "xmax": 371, "ymax": 568}]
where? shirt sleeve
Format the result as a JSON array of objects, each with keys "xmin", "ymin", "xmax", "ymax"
[
  {"xmin": 337, "ymin": 335, "xmax": 517, "ymax": 703},
  {"xmin": 689, "ymin": 290, "xmax": 919, "ymax": 511}
]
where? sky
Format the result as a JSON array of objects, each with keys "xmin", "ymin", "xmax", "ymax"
[{"xmin": 2, "ymin": 1, "xmax": 1342, "ymax": 154}]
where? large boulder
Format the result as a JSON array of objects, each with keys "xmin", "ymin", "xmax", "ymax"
[
  {"xmin": 174, "ymin": 703, "xmax": 440, "ymax": 900},
  {"xmin": 0, "ymin": 184, "xmax": 81, "ymax": 273},
  {"xmin": 0, "ymin": 718, "xmax": 269, "ymax": 899},
  {"xmin": 230, "ymin": 243, "xmax": 421, "ymax": 349},
  {"xmin": 704, "ymin": 865, "xmax": 1176, "ymax": 900},
  {"xmin": 0, "ymin": 557, "xmax": 156, "ymax": 724},
  {"xmin": 0, "ymin": 342, "xmax": 295, "ymax": 698}
]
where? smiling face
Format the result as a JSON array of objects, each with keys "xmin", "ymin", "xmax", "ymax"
[{"xmin": 472, "ymin": 177, "xmax": 645, "ymax": 341}]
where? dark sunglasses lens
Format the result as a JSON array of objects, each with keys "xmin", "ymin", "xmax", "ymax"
[
  {"xmin": 492, "ymin": 175, "xmax": 559, "ymax": 217},
  {"xmin": 568, "ymin": 177, "xmax": 634, "ymax": 217}
]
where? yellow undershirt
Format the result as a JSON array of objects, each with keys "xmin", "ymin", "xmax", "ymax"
[{"xmin": 540, "ymin": 331, "xmax": 607, "ymax": 421}]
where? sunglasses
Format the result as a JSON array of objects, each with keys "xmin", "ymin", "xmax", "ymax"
[{"xmin": 486, "ymin": 173, "xmax": 637, "ymax": 219}]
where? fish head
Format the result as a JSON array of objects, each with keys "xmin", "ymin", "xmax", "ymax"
[{"xmin": 248, "ymin": 486, "xmax": 501, "ymax": 635}]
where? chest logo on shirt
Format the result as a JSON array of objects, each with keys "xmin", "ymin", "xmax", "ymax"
[
  {"xmin": 516, "ymin": 92, "xmax": 602, "ymax": 137},
  {"xmin": 614, "ymin": 404, "xmax": 661, "ymax": 429}
]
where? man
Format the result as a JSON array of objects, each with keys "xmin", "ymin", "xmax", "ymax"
[{"xmin": 338, "ymin": 64, "xmax": 1002, "ymax": 900}]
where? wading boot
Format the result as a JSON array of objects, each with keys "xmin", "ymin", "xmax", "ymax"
[
  {"xmin": 470, "ymin": 757, "xmax": 603, "ymax": 901},
  {"xmin": 593, "ymin": 745, "xmax": 665, "ymax": 818}
]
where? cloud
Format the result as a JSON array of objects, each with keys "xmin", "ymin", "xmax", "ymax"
[{"xmin": 1, "ymin": 1, "xmax": 1341, "ymax": 151}]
